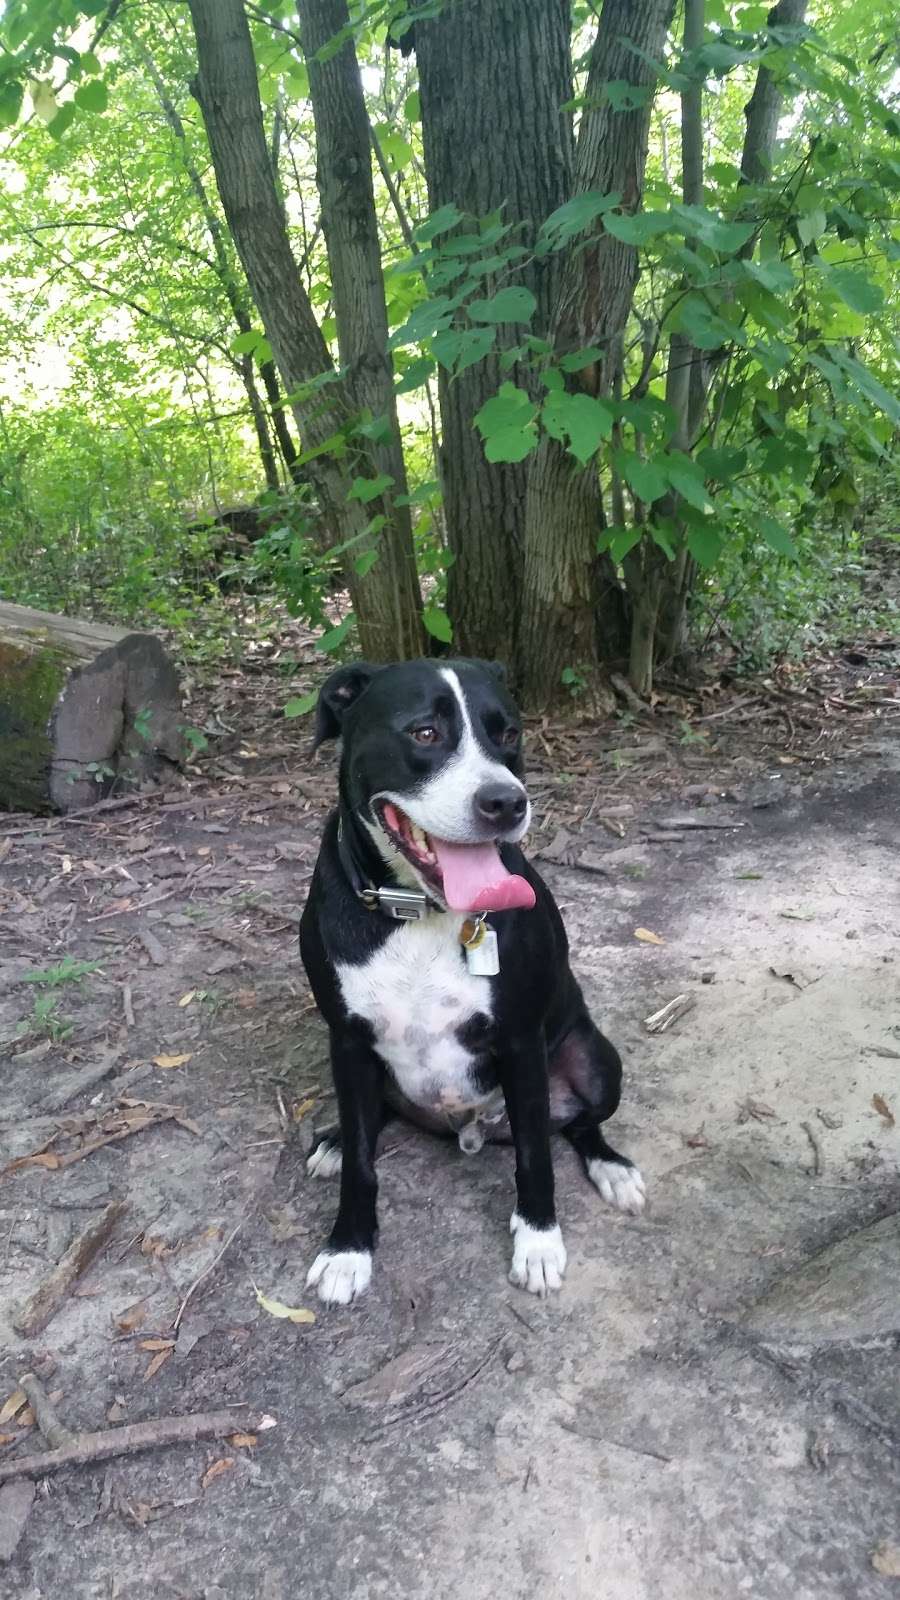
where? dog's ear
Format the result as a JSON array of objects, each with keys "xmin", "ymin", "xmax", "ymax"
[
  {"xmin": 312, "ymin": 662, "xmax": 379, "ymax": 750},
  {"xmin": 474, "ymin": 659, "xmax": 507, "ymax": 685}
]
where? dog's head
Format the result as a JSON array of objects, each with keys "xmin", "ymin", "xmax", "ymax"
[{"xmin": 313, "ymin": 658, "xmax": 536, "ymax": 914}]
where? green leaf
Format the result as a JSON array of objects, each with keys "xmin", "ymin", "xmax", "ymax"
[
  {"xmin": 468, "ymin": 286, "xmax": 537, "ymax": 325},
  {"xmin": 348, "ymin": 473, "xmax": 394, "ymax": 504},
  {"xmin": 539, "ymin": 190, "xmax": 620, "ymax": 246},
  {"xmin": 474, "ymin": 383, "xmax": 536, "ymax": 438},
  {"xmin": 73, "ymin": 78, "xmax": 108, "ymax": 113},
  {"xmin": 649, "ymin": 521, "xmax": 676, "ymax": 560},
  {"xmin": 695, "ymin": 445, "xmax": 746, "ymax": 481},
  {"xmin": 605, "ymin": 80, "xmax": 652, "ymax": 111},
  {"xmin": 609, "ymin": 526, "xmax": 643, "ymax": 562},
  {"xmin": 231, "ymin": 329, "xmax": 263, "ymax": 355},
  {"xmin": 665, "ymin": 451, "xmax": 714, "ymax": 512},
  {"xmin": 604, "ymin": 210, "xmax": 672, "ymax": 244},
  {"xmin": 47, "ymin": 102, "xmax": 76, "ymax": 140},
  {"xmin": 316, "ymin": 614, "xmax": 356, "ymax": 653},
  {"xmin": 32, "ymin": 83, "xmax": 59, "ymax": 123},
  {"xmin": 812, "ymin": 350, "xmax": 900, "ymax": 425},
  {"xmin": 686, "ymin": 525, "xmax": 723, "ymax": 568},
  {"xmin": 559, "ymin": 346, "xmax": 604, "ymax": 373},
  {"xmin": 396, "ymin": 479, "xmax": 439, "ymax": 507},
  {"xmin": 823, "ymin": 266, "xmax": 883, "ymax": 315},
  {"xmin": 484, "ymin": 425, "xmax": 537, "ymax": 463},
  {"xmin": 0, "ymin": 81, "xmax": 24, "ymax": 127},
  {"xmin": 758, "ymin": 516, "xmax": 798, "ymax": 559},
  {"xmin": 617, "ymin": 451, "xmax": 668, "ymax": 505},
  {"xmin": 432, "ymin": 326, "xmax": 495, "ymax": 373},
  {"xmin": 284, "ymin": 690, "xmax": 318, "ymax": 718},
  {"xmin": 542, "ymin": 392, "xmax": 613, "ymax": 465},
  {"xmin": 403, "ymin": 91, "xmax": 420, "ymax": 121},
  {"xmin": 422, "ymin": 606, "xmax": 453, "ymax": 643},
  {"xmin": 416, "ymin": 204, "xmax": 464, "ymax": 243},
  {"xmin": 354, "ymin": 549, "xmax": 380, "ymax": 577},
  {"xmin": 394, "ymin": 356, "xmax": 435, "ymax": 394},
  {"xmin": 797, "ymin": 207, "xmax": 827, "ymax": 246}
]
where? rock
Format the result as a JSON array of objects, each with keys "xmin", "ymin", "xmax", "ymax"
[
  {"xmin": 744, "ymin": 1213, "xmax": 900, "ymax": 1346},
  {"xmin": 0, "ymin": 1479, "xmax": 35, "ymax": 1563}
]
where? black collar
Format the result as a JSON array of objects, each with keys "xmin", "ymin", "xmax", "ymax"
[{"xmin": 337, "ymin": 810, "xmax": 442, "ymax": 922}]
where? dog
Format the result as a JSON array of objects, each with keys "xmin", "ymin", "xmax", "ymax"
[{"xmin": 299, "ymin": 658, "xmax": 645, "ymax": 1305}]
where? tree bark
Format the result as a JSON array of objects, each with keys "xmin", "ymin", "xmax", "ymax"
[
  {"xmin": 518, "ymin": 0, "xmax": 676, "ymax": 707},
  {"xmin": 741, "ymin": 0, "xmax": 810, "ymax": 185},
  {"xmin": 0, "ymin": 603, "xmax": 183, "ymax": 814},
  {"xmin": 298, "ymin": 0, "xmax": 424, "ymax": 654},
  {"xmin": 185, "ymin": 0, "xmax": 423, "ymax": 659},
  {"xmin": 414, "ymin": 0, "xmax": 573, "ymax": 666}
]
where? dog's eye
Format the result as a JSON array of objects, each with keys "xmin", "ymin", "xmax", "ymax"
[
  {"xmin": 411, "ymin": 725, "xmax": 440, "ymax": 745},
  {"xmin": 502, "ymin": 726, "xmax": 520, "ymax": 747}
]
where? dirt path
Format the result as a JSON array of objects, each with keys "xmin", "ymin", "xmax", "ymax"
[{"xmin": 1, "ymin": 722, "xmax": 898, "ymax": 1599}]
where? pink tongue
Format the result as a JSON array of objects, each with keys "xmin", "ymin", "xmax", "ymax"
[{"xmin": 430, "ymin": 838, "xmax": 536, "ymax": 914}]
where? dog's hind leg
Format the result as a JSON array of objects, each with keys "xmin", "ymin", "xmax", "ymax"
[
  {"xmin": 307, "ymin": 1103, "xmax": 394, "ymax": 1181},
  {"xmin": 552, "ymin": 1018, "xmax": 647, "ymax": 1216}
]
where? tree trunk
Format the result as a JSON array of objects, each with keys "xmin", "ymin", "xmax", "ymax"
[
  {"xmin": 299, "ymin": 0, "xmax": 424, "ymax": 654},
  {"xmin": 185, "ymin": 0, "xmax": 423, "ymax": 660},
  {"xmin": 0, "ymin": 603, "xmax": 183, "ymax": 814},
  {"xmin": 741, "ymin": 0, "xmax": 810, "ymax": 185},
  {"xmin": 414, "ymin": 0, "xmax": 573, "ymax": 665},
  {"xmin": 518, "ymin": 0, "xmax": 676, "ymax": 707}
]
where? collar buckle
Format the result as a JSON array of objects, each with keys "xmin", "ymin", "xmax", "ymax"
[{"xmin": 370, "ymin": 886, "xmax": 429, "ymax": 921}]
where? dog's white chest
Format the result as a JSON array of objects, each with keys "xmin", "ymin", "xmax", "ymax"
[{"xmin": 335, "ymin": 917, "xmax": 493, "ymax": 1115}]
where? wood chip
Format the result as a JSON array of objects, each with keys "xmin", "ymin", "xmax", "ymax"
[
  {"xmin": 644, "ymin": 994, "xmax": 696, "ymax": 1033},
  {"xmin": 12, "ymin": 1201, "xmax": 126, "ymax": 1339}
]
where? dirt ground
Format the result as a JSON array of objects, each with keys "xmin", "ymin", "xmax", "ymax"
[{"xmin": 1, "ymin": 643, "xmax": 899, "ymax": 1600}]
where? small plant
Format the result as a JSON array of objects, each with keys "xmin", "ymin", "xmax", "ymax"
[
  {"xmin": 16, "ymin": 993, "xmax": 75, "ymax": 1044},
  {"xmin": 133, "ymin": 706, "xmax": 153, "ymax": 741},
  {"xmin": 23, "ymin": 955, "xmax": 103, "ymax": 987},
  {"xmin": 561, "ymin": 665, "xmax": 586, "ymax": 698},
  {"xmin": 181, "ymin": 725, "xmax": 210, "ymax": 754},
  {"xmin": 678, "ymin": 719, "xmax": 708, "ymax": 746}
]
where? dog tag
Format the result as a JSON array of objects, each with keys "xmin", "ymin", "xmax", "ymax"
[{"xmin": 465, "ymin": 926, "xmax": 499, "ymax": 976}]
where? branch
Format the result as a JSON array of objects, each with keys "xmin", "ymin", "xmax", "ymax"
[
  {"xmin": 12, "ymin": 1201, "xmax": 125, "ymax": 1339},
  {"xmin": 0, "ymin": 1409, "xmax": 276, "ymax": 1485}
]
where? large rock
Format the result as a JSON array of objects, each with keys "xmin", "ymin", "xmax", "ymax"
[{"xmin": 0, "ymin": 601, "xmax": 184, "ymax": 813}]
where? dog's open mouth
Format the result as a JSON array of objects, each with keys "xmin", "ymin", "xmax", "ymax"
[{"xmin": 377, "ymin": 801, "xmax": 536, "ymax": 914}]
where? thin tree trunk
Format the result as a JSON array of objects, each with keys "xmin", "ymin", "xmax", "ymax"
[
  {"xmin": 138, "ymin": 40, "xmax": 293, "ymax": 492},
  {"xmin": 741, "ymin": 0, "xmax": 810, "ymax": 185},
  {"xmin": 298, "ymin": 0, "xmax": 424, "ymax": 655},
  {"xmin": 518, "ymin": 0, "xmax": 676, "ymax": 707},
  {"xmin": 185, "ymin": 0, "xmax": 422, "ymax": 660},
  {"xmin": 414, "ymin": 0, "xmax": 573, "ymax": 666}
]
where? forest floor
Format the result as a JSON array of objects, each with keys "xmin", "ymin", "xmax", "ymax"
[{"xmin": 1, "ymin": 617, "xmax": 899, "ymax": 1600}]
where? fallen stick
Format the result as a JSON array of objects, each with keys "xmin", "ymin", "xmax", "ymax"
[
  {"xmin": 12, "ymin": 1199, "xmax": 126, "ymax": 1339},
  {"xmin": 643, "ymin": 994, "xmax": 697, "ymax": 1034},
  {"xmin": 0, "ymin": 1408, "xmax": 276, "ymax": 1484},
  {"xmin": 800, "ymin": 1119, "xmax": 823, "ymax": 1177},
  {"xmin": 19, "ymin": 1374, "xmax": 74, "ymax": 1449}
]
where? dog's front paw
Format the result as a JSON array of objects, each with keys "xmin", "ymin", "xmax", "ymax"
[
  {"xmin": 306, "ymin": 1249, "xmax": 372, "ymax": 1306},
  {"xmin": 508, "ymin": 1213, "xmax": 566, "ymax": 1296},
  {"xmin": 588, "ymin": 1158, "xmax": 646, "ymax": 1216},
  {"xmin": 307, "ymin": 1137, "xmax": 342, "ymax": 1180}
]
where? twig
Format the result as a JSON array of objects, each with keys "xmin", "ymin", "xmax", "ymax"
[
  {"xmin": 172, "ymin": 1213, "xmax": 247, "ymax": 1333},
  {"xmin": 800, "ymin": 1120, "xmax": 823, "ymax": 1177},
  {"xmin": 122, "ymin": 984, "xmax": 135, "ymax": 1028},
  {"xmin": 0, "ymin": 1408, "xmax": 276, "ymax": 1485},
  {"xmin": 644, "ymin": 994, "xmax": 697, "ymax": 1034},
  {"xmin": 19, "ymin": 1374, "xmax": 74, "ymax": 1449},
  {"xmin": 12, "ymin": 1200, "xmax": 126, "ymax": 1339},
  {"xmin": 556, "ymin": 1418, "xmax": 672, "ymax": 1464}
]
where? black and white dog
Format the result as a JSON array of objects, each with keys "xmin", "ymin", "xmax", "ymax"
[{"xmin": 299, "ymin": 658, "xmax": 645, "ymax": 1305}]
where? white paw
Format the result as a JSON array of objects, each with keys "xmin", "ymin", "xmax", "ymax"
[
  {"xmin": 509, "ymin": 1213, "xmax": 567, "ymax": 1296},
  {"xmin": 588, "ymin": 1159, "xmax": 646, "ymax": 1216},
  {"xmin": 307, "ymin": 1140, "xmax": 342, "ymax": 1179},
  {"xmin": 306, "ymin": 1249, "xmax": 372, "ymax": 1306}
]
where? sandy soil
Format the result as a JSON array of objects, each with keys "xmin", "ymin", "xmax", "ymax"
[{"xmin": 0, "ymin": 715, "xmax": 898, "ymax": 1600}]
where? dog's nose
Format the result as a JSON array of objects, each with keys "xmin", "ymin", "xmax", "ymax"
[{"xmin": 474, "ymin": 783, "xmax": 527, "ymax": 832}]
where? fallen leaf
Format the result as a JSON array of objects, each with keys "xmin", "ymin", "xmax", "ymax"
[
  {"xmin": 140, "ymin": 1235, "xmax": 179, "ymax": 1260},
  {"xmin": 235, "ymin": 989, "xmax": 257, "ymax": 1009},
  {"xmin": 0, "ymin": 1433, "xmax": 17, "ymax": 1447},
  {"xmin": 0, "ymin": 1390, "xmax": 27, "ymax": 1426},
  {"xmin": 872, "ymin": 1093, "xmax": 895, "ymax": 1128},
  {"xmin": 255, "ymin": 1288, "xmax": 316, "ymax": 1325},
  {"xmin": 201, "ymin": 1457, "xmax": 235, "ymax": 1489},
  {"xmin": 872, "ymin": 1542, "xmax": 900, "ymax": 1578},
  {"xmin": 683, "ymin": 1127, "xmax": 710, "ymax": 1149},
  {"xmin": 634, "ymin": 928, "xmax": 665, "ymax": 945},
  {"xmin": 114, "ymin": 1299, "xmax": 148, "ymax": 1334},
  {"xmin": 17, "ymin": 1407, "xmax": 35, "ymax": 1428},
  {"xmin": 228, "ymin": 1432, "xmax": 257, "ymax": 1449},
  {"xmin": 143, "ymin": 1347, "xmax": 173, "ymax": 1381},
  {"xmin": 178, "ymin": 991, "xmax": 197, "ymax": 1008},
  {"xmin": 138, "ymin": 1338, "xmax": 175, "ymax": 1352},
  {"xmin": 292, "ymin": 1097, "xmax": 316, "ymax": 1122},
  {"xmin": 152, "ymin": 1053, "xmax": 192, "ymax": 1069},
  {"xmin": 779, "ymin": 909, "xmax": 815, "ymax": 921},
  {"xmin": 107, "ymin": 1402, "xmax": 126, "ymax": 1424},
  {"xmin": 61, "ymin": 856, "xmax": 72, "ymax": 874}
]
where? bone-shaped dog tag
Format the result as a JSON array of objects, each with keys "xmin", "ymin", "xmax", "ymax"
[{"xmin": 465, "ymin": 926, "xmax": 499, "ymax": 976}]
